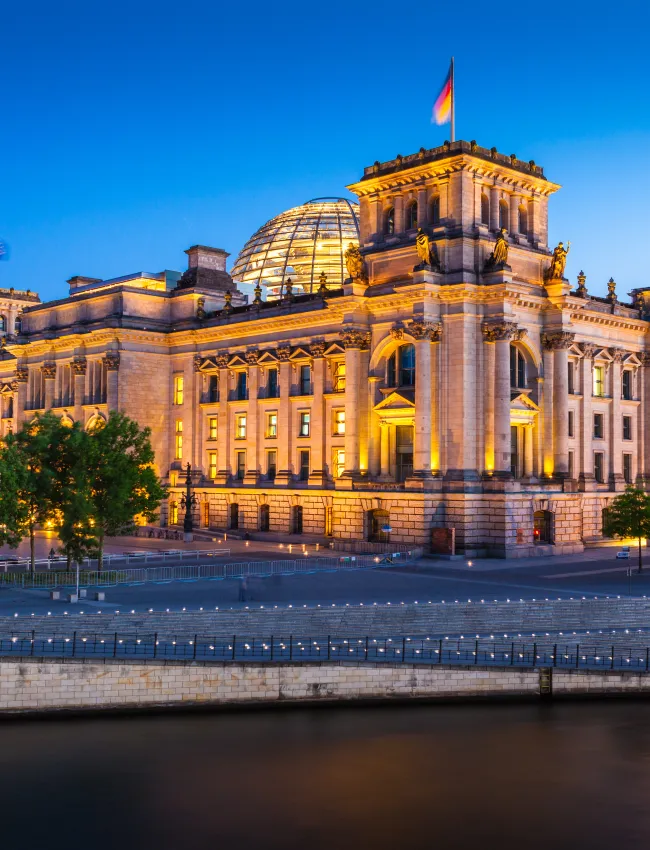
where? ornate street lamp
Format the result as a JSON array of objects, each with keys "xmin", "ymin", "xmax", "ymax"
[{"xmin": 180, "ymin": 463, "xmax": 197, "ymax": 542}]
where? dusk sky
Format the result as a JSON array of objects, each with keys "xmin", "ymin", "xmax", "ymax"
[{"xmin": 2, "ymin": 0, "xmax": 649, "ymax": 303}]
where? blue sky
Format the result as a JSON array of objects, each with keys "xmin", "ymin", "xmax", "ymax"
[{"xmin": 1, "ymin": 0, "xmax": 648, "ymax": 302}]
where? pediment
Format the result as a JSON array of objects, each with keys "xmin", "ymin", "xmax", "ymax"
[
  {"xmin": 510, "ymin": 392, "xmax": 540, "ymax": 412},
  {"xmin": 374, "ymin": 390, "xmax": 416, "ymax": 411},
  {"xmin": 197, "ymin": 357, "xmax": 218, "ymax": 371},
  {"xmin": 624, "ymin": 353, "xmax": 643, "ymax": 367},
  {"xmin": 324, "ymin": 343, "xmax": 345, "ymax": 356},
  {"xmin": 257, "ymin": 351, "xmax": 278, "ymax": 364},
  {"xmin": 228, "ymin": 355, "xmax": 247, "ymax": 368},
  {"xmin": 0, "ymin": 383, "xmax": 14, "ymax": 394},
  {"xmin": 289, "ymin": 346, "xmax": 311, "ymax": 361}
]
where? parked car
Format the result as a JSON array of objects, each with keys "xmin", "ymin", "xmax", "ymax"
[{"xmin": 616, "ymin": 550, "xmax": 630, "ymax": 559}]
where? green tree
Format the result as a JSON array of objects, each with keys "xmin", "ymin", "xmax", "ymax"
[
  {"xmin": 7, "ymin": 412, "xmax": 79, "ymax": 571},
  {"xmin": 85, "ymin": 413, "xmax": 166, "ymax": 570},
  {"xmin": 0, "ymin": 439, "xmax": 31, "ymax": 550},
  {"xmin": 602, "ymin": 486, "xmax": 650, "ymax": 573}
]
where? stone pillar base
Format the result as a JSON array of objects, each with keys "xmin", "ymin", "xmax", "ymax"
[
  {"xmin": 578, "ymin": 473, "xmax": 597, "ymax": 492},
  {"xmin": 405, "ymin": 472, "xmax": 441, "ymax": 491},
  {"xmin": 244, "ymin": 471, "xmax": 259, "ymax": 485},
  {"xmin": 308, "ymin": 470, "xmax": 327, "ymax": 487},
  {"xmin": 274, "ymin": 470, "xmax": 293, "ymax": 486},
  {"xmin": 609, "ymin": 473, "xmax": 627, "ymax": 492}
]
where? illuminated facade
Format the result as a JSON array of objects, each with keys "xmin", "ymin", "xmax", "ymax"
[
  {"xmin": 231, "ymin": 197, "xmax": 360, "ymax": 298},
  {"xmin": 2, "ymin": 140, "xmax": 650, "ymax": 557}
]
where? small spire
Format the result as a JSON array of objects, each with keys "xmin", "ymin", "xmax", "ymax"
[{"xmin": 318, "ymin": 271, "xmax": 328, "ymax": 297}]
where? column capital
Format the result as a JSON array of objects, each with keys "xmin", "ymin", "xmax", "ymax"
[
  {"xmin": 41, "ymin": 361, "xmax": 56, "ymax": 380},
  {"xmin": 193, "ymin": 354, "xmax": 203, "ymax": 372},
  {"xmin": 482, "ymin": 321, "xmax": 520, "ymax": 342},
  {"xmin": 610, "ymin": 347, "xmax": 626, "ymax": 363},
  {"xmin": 215, "ymin": 351, "xmax": 230, "ymax": 368},
  {"xmin": 309, "ymin": 340, "xmax": 326, "ymax": 358},
  {"xmin": 341, "ymin": 329, "xmax": 371, "ymax": 350},
  {"xmin": 276, "ymin": 345, "xmax": 291, "ymax": 361},
  {"xmin": 580, "ymin": 343, "xmax": 598, "ymax": 360},
  {"xmin": 409, "ymin": 320, "xmax": 442, "ymax": 341},
  {"xmin": 244, "ymin": 349, "xmax": 259, "ymax": 365},
  {"xmin": 14, "ymin": 366, "xmax": 28, "ymax": 383},
  {"xmin": 640, "ymin": 352, "xmax": 650, "ymax": 366},
  {"xmin": 541, "ymin": 331, "xmax": 575, "ymax": 351},
  {"xmin": 103, "ymin": 352, "xmax": 120, "ymax": 372}
]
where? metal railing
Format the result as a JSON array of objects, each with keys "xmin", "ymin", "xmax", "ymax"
[
  {"xmin": 0, "ymin": 552, "xmax": 412, "ymax": 589},
  {"xmin": 1, "ymin": 632, "xmax": 649, "ymax": 671},
  {"xmin": 0, "ymin": 549, "xmax": 231, "ymax": 574}
]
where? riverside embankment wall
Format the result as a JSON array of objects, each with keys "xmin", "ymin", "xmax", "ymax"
[{"xmin": 2, "ymin": 658, "xmax": 650, "ymax": 714}]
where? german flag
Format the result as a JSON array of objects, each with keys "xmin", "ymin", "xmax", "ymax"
[{"xmin": 432, "ymin": 63, "xmax": 452, "ymax": 125}]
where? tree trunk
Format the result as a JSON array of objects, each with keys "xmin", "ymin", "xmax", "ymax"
[
  {"xmin": 29, "ymin": 526, "xmax": 35, "ymax": 574},
  {"xmin": 98, "ymin": 530, "xmax": 104, "ymax": 572},
  {"xmin": 639, "ymin": 536, "xmax": 643, "ymax": 573}
]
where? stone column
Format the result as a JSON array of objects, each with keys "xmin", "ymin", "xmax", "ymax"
[
  {"xmin": 431, "ymin": 334, "xmax": 441, "ymax": 473},
  {"xmin": 308, "ymin": 342, "xmax": 326, "ymax": 485},
  {"xmin": 408, "ymin": 320, "xmax": 441, "ymax": 486},
  {"xmin": 394, "ymin": 195, "xmax": 404, "ymax": 233},
  {"xmin": 579, "ymin": 344, "xmax": 596, "ymax": 490},
  {"xmin": 524, "ymin": 425, "xmax": 534, "ymax": 477},
  {"xmin": 369, "ymin": 196, "xmax": 381, "ymax": 241},
  {"xmin": 72, "ymin": 356, "xmax": 87, "ymax": 423},
  {"xmin": 216, "ymin": 353, "xmax": 230, "ymax": 483},
  {"xmin": 42, "ymin": 362, "xmax": 56, "ymax": 411},
  {"xmin": 543, "ymin": 331, "xmax": 574, "ymax": 479},
  {"xmin": 368, "ymin": 376, "xmax": 382, "ymax": 477},
  {"xmin": 610, "ymin": 349, "xmax": 625, "ymax": 490},
  {"xmin": 103, "ymin": 352, "xmax": 120, "ymax": 412},
  {"xmin": 416, "ymin": 188, "xmax": 428, "ymax": 226},
  {"xmin": 244, "ymin": 351, "xmax": 259, "ymax": 484},
  {"xmin": 482, "ymin": 335, "xmax": 496, "ymax": 473},
  {"xmin": 379, "ymin": 422, "xmax": 390, "ymax": 478},
  {"xmin": 642, "ymin": 353, "xmax": 650, "ymax": 487},
  {"xmin": 542, "ymin": 345, "xmax": 554, "ymax": 478},
  {"xmin": 509, "ymin": 193, "xmax": 520, "ymax": 235},
  {"xmin": 192, "ymin": 356, "xmax": 203, "ymax": 474},
  {"xmin": 13, "ymin": 366, "xmax": 28, "ymax": 428},
  {"xmin": 489, "ymin": 186, "xmax": 500, "ymax": 231},
  {"xmin": 340, "ymin": 329, "xmax": 370, "ymax": 483},
  {"xmin": 484, "ymin": 322, "xmax": 518, "ymax": 477},
  {"xmin": 275, "ymin": 346, "xmax": 292, "ymax": 484}
]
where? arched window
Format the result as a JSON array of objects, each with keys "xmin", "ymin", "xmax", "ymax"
[
  {"xmin": 386, "ymin": 344, "xmax": 416, "ymax": 388},
  {"xmin": 510, "ymin": 345, "xmax": 527, "ymax": 389},
  {"xmin": 533, "ymin": 510, "xmax": 553, "ymax": 544},
  {"xmin": 0, "ymin": 316, "xmax": 6, "ymax": 332},
  {"xmin": 430, "ymin": 195, "xmax": 441, "ymax": 226},
  {"xmin": 481, "ymin": 194, "xmax": 490, "ymax": 226},
  {"xmin": 14, "ymin": 317, "xmax": 22, "ymax": 334},
  {"xmin": 499, "ymin": 200, "xmax": 509, "ymax": 230},
  {"xmin": 259, "ymin": 504, "xmax": 270, "ymax": 532},
  {"xmin": 406, "ymin": 201, "xmax": 418, "ymax": 230},
  {"xmin": 384, "ymin": 207, "xmax": 395, "ymax": 235},
  {"xmin": 518, "ymin": 205, "xmax": 528, "ymax": 235},
  {"xmin": 291, "ymin": 505, "xmax": 303, "ymax": 534},
  {"xmin": 229, "ymin": 503, "xmax": 239, "ymax": 530},
  {"xmin": 368, "ymin": 509, "xmax": 390, "ymax": 543}
]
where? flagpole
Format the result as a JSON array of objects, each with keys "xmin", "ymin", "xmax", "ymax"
[{"xmin": 450, "ymin": 56, "xmax": 455, "ymax": 142}]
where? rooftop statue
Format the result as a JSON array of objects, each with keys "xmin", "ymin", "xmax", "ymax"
[
  {"xmin": 546, "ymin": 241, "xmax": 570, "ymax": 281},
  {"xmin": 344, "ymin": 243, "xmax": 367, "ymax": 281},
  {"xmin": 485, "ymin": 228, "xmax": 509, "ymax": 270}
]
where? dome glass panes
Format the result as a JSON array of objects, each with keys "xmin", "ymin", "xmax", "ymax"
[{"xmin": 231, "ymin": 198, "xmax": 360, "ymax": 299}]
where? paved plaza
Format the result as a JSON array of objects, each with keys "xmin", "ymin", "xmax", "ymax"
[{"xmin": 1, "ymin": 533, "xmax": 649, "ymax": 617}]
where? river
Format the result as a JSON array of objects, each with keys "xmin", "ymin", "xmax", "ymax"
[{"xmin": 1, "ymin": 700, "xmax": 649, "ymax": 849}]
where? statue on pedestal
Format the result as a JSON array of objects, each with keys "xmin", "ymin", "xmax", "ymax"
[
  {"xmin": 485, "ymin": 228, "xmax": 509, "ymax": 270},
  {"xmin": 344, "ymin": 243, "xmax": 367, "ymax": 281},
  {"xmin": 545, "ymin": 241, "xmax": 570, "ymax": 281},
  {"xmin": 607, "ymin": 277, "xmax": 617, "ymax": 304},
  {"xmin": 415, "ymin": 228, "xmax": 441, "ymax": 270}
]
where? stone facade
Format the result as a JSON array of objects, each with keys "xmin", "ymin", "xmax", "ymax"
[{"xmin": 1, "ymin": 140, "xmax": 649, "ymax": 556}]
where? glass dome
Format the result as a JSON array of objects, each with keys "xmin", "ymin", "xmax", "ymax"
[{"xmin": 231, "ymin": 197, "xmax": 360, "ymax": 299}]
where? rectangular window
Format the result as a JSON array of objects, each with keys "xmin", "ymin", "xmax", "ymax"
[
  {"xmin": 510, "ymin": 348, "xmax": 526, "ymax": 389},
  {"xmin": 208, "ymin": 374, "xmax": 219, "ymax": 403},
  {"xmin": 299, "ymin": 449, "xmax": 310, "ymax": 481},
  {"xmin": 594, "ymin": 452, "xmax": 604, "ymax": 483},
  {"xmin": 623, "ymin": 453, "xmax": 633, "ymax": 484},
  {"xmin": 266, "ymin": 412, "xmax": 278, "ymax": 438},
  {"xmin": 266, "ymin": 449, "xmax": 277, "ymax": 481},
  {"xmin": 236, "ymin": 450, "xmax": 246, "ymax": 480},
  {"xmin": 623, "ymin": 415, "xmax": 632, "ymax": 441},
  {"xmin": 235, "ymin": 414, "xmax": 247, "ymax": 440},
  {"xmin": 593, "ymin": 365, "xmax": 604, "ymax": 397},
  {"xmin": 593, "ymin": 413, "xmax": 604, "ymax": 439},
  {"xmin": 175, "ymin": 419, "xmax": 183, "ymax": 460},
  {"xmin": 267, "ymin": 368, "xmax": 279, "ymax": 398},
  {"xmin": 568, "ymin": 410, "xmax": 574, "ymax": 438},
  {"xmin": 567, "ymin": 362, "xmax": 574, "ymax": 395},
  {"xmin": 208, "ymin": 417, "xmax": 218, "ymax": 441},
  {"xmin": 299, "ymin": 411, "xmax": 310, "ymax": 437},
  {"xmin": 622, "ymin": 370, "xmax": 632, "ymax": 400},
  {"xmin": 173, "ymin": 375, "xmax": 184, "ymax": 405},
  {"xmin": 208, "ymin": 451, "xmax": 217, "ymax": 480},
  {"xmin": 332, "ymin": 448, "xmax": 345, "ymax": 479},
  {"xmin": 568, "ymin": 450, "xmax": 574, "ymax": 480},
  {"xmin": 236, "ymin": 371, "xmax": 248, "ymax": 400},
  {"xmin": 169, "ymin": 501, "xmax": 178, "ymax": 525},
  {"xmin": 333, "ymin": 409, "xmax": 345, "ymax": 435},
  {"xmin": 169, "ymin": 471, "xmax": 178, "ymax": 487},
  {"xmin": 202, "ymin": 502, "xmax": 210, "ymax": 528},
  {"xmin": 333, "ymin": 362, "xmax": 346, "ymax": 392},
  {"xmin": 300, "ymin": 364, "xmax": 312, "ymax": 395}
]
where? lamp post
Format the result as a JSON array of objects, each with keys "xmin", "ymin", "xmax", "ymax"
[{"xmin": 180, "ymin": 463, "xmax": 197, "ymax": 543}]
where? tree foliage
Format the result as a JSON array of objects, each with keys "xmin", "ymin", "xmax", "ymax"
[{"xmin": 602, "ymin": 486, "xmax": 650, "ymax": 571}]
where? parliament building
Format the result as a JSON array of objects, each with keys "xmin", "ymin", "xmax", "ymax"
[{"xmin": 1, "ymin": 139, "xmax": 649, "ymax": 557}]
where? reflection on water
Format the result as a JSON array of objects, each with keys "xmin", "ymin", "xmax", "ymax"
[{"xmin": 1, "ymin": 701, "xmax": 650, "ymax": 849}]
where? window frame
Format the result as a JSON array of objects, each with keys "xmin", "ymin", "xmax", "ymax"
[
  {"xmin": 298, "ymin": 449, "xmax": 310, "ymax": 481},
  {"xmin": 208, "ymin": 417, "xmax": 218, "ymax": 441},
  {"xmin": 594, "ymin": 451, "xmax": 605, "ymax": 483},
  {"xmin": 299, "ymin": 410, "xmax": 311, "ymax": 437},
  {"xmin": 405, "ymin": 201, "xmax": 418, "ymax": 230},
  {"xmin": 266, "ymin": 449, "xmax": 277, "ymax": 481},
  {"xmin": 266, "ymin": 411, "xmax": 278, "ymax": 438},
  {"xmin": 235, "ymin": 413, "xmax": 247, "ymax": 440},
  {"xmin": 173, "ymin": 375, "xmax": 184, "ymax": 406},
  {"xmin": 593, "ymin": 413, "xmax": 604, "ymax": 439},
  {"xmin": 623, "ymin": 415, "xmax": 632, "ymax": 441},
  {"xmin": 332, "ymin": 409, "xmax": 345, "ymax": 436},
  {"xmin": 593, "ymin": 365, "xmax": 605, "ymax": 397},
  {"xmin": 235, "ymin": 450, "xmax": 246, "ymax": 480},
  {"xmin": 208, "ymin": 451, "xmax": 218, "ymax": 480}
]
